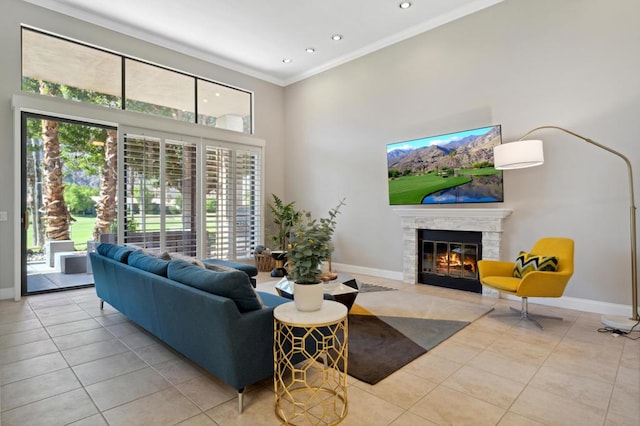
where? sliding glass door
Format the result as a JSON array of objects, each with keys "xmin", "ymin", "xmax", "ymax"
[
  {"xmin": 21, "ymin": 112, "xmax": 117, "ymax": 294},
  {"xmin": 19, "ymin": 108, "xmax": 263, "ymax": 296}
]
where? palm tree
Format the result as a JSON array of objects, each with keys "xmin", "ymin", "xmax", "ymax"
[
  {"xmin": 41, "ymin": 118, "xmax": 71, "ymax": 241},
  {"xmin": 92, "ymin": 129, "xmax": 118, "ymax": 241}
]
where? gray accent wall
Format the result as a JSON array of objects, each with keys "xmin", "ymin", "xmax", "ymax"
[{"xmin": 283, "ymin": 0, "xmax": 640, "ymax": 309}]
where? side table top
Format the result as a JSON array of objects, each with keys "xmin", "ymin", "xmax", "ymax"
[{"xmin": 274, "ymin": 301, "xmax": 347, "ymax": 325}]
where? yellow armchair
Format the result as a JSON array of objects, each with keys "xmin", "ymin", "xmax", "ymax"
[{"xmin": 478, "ymin": 237, "xmax": 574, "ymax": 329}]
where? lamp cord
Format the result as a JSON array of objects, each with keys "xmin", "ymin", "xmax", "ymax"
[{"xmin": 597, "ymin": 320, "xmax": 640, "ymax": 340}]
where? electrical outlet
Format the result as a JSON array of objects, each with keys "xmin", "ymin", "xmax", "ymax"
[{"xmin": 0, "ymin": 211, "xmax": 7, "ymax": 221}]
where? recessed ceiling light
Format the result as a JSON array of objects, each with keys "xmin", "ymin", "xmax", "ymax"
[
  {"xmin": 282, "ymin": 58, "xmax": 292, "ymax": 63},
  {"xmin": 305, "ymin": 47, "xmax": 316, "ymax": 53},
  {"xmin": 399, "ymin": 1, "xmax": 412, "ymax": 9},
  {"xmin": 331, "ymin": 34, "xmax": 343, "ymax": 41}
]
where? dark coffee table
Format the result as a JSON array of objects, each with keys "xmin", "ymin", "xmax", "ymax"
[{"xmin": 274, "ymin": 273, "xmax": 359, "ymax": 311}]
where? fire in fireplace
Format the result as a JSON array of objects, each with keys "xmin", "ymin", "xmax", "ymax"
[{"xmin": 418, "ymin": 229, "xmax": 482, "ymax": 293}]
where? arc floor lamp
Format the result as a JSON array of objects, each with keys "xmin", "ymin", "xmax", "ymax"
[{"xmin": 493, "ymin": 126, "xmax": 639, "ymax": 332}]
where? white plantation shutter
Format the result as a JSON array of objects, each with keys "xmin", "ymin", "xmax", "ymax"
[
  {"xmin": 121, "ymin": 134, "xmax": 163, "ymax": 251},
  {"xmin": 164, "ymin": 140, "xmax": 198, "ymax": 255},
  {"xmin": 234, "ymin": 149, "xmax": 262, "ymax": 259},
  {"xmin": 203, "ymin": 145, "xmax": 233, "ymax": 258},
  {"xmin": 120, "ymin": 130, "xmax": 262, "ymax": 260}
]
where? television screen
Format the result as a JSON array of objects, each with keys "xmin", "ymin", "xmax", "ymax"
[{"xmin": 387, "ymin": 125, "xmax": 503, "ymax": 205}]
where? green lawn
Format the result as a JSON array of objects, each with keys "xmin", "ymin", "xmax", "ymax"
[
  {"xmin": 27, "ymin": 216, "xmax": 95, "ymax": 252},
  {"xmin": 388, "ymin": 174, "xmax": 470, "ymax": 205},
  {"xmin": 27, "ymin": 214, "xmax": 192, "ymax": 252},
  {"xmin": 388, "ymin": 168, "xmax": 501, "ymax": 204}
]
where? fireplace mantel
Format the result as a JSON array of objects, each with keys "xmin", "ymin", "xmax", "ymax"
[
  {"xmin": 393, "ymin": 207, "xmax": 512, "ymax": 221},
  {"xmin": 393, "ymin": 207, "xmax": 512, "ymax": 288}
]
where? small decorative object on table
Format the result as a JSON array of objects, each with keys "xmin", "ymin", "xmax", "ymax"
[{"xmin": 270, "ymin": 250, "xmax": 288, "ymax": 278}]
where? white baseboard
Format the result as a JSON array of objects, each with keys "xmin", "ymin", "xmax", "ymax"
[
  {"xmin": 0, "ymin": 287, "xmax": 16, "ymax": 301},
  {"xmin": 332, "ymin": 263, "xmax": 635, "ymax": 317},
  {"xmin": 504, "ymin": 294, "xmax": 635, "ymax": 318},
  {"xmin": 331, "ymin": 263, "xmax": 403, "ymax": 282}
]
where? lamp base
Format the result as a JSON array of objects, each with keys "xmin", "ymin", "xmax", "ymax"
[{"xmin": 601, "ymin": 315, "xmax": 639, "ymax": 333}]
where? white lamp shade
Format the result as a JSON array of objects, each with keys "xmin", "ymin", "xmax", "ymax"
[{"xmin": 494, "ymin": 139, "xmax": 544, "ymax": 170}]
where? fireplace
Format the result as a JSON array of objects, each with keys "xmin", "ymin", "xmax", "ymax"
[
  {"xmin": 418, "ymin": 229, "xmax": 482, "ymax": 293},
  {"xmin": 393, "ymin": 207, "xmax": 512, "ymax": 296}
]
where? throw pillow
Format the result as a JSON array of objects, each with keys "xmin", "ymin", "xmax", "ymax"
[
  {"xmin": 128, "ymin": 250, "xmax": 171, "ymax": 277},
  {"xmin": 156, "ymin": 251, "xmax": 207, "ymax": 268},
  {"xmin": 513, "ymin": 251, "xmax": 559, "ymax": 278},
  {"xmin": 167, "ymin": 260, "xmax": 262, "ymax": 312},
  {"xmin": 96, "ymin": 243, "xmax": 134, "ymax": 263},
  {"xmin": 156, "ymin": 251, "xmax": 172, "ymax": 261},
  {"xmin": 203, "ymin": 263, "xmax": 240, "ymax": 273},
  {"xmin": 169, "ymin": 252, "xmax": 207, "ymax": 269}
]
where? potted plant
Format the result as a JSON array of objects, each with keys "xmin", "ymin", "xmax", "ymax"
[
  {"xmin": 266, "ymin": 194, "xmax": 301, "ymax": 277},
  {"xmin": 267, "ymin": 194, "xmax": 301, "ymax": 252},
  {"xmin": 288, "ymin": 199, "xmax": 345, "ymax": 311}
]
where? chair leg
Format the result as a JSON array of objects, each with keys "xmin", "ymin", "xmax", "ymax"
[
  {"xmin": 238, "ymin": 389, "xmax": 244, "ymax": 413},
  {"xmin": 492, "ymin": 298, "xmax": 562, "ymax": 330}
]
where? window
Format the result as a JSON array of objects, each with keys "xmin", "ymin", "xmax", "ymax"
[
  {"xmin": 121, "ymin": 132, "xmax": 261, "ymax": 259},
  {"xmin": 22, "ymin": 29, "xmax": 121, "ymax": 108},
  {"xmin": 121, "ymin": 135, "xmax": 163, "ymax": 251},
  {"xmin": 125, "ymin": 59, "xmax": 196, "ymax": 123},
  {"xmin": 203, "ymin": 145, "xmax": 261, "ymax": 259},
  {"xmin": 198, "ymin": 80, "xmax": 252, "ymax": 133},
  {"xmin": 22, "ymin": 28, "xmax": 253, "ymax": 134}
]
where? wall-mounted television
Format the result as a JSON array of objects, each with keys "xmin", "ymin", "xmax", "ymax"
[{"xmin": 387, "ymin": 125, "xmax": 503, "ymax": 205}]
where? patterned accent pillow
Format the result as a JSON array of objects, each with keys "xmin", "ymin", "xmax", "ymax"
[
  {"xmin": 156, "ymin": 251, "xmax": 206, "ymax": 268},
  {"xmin": 513, "ymin": 251, "xmax": 559, "ymax": 278},
  {"xmin": 203, "ymin": 263, "xmax": 240, "ymax": 273}
]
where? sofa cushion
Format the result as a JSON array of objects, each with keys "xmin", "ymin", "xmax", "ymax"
[
  {"xmin": 513, "ymin": 251, "xmax": 559, "ymax": 278},
  {"xmin": 128, "ymin": 250, "xmax": 170, "ymax": 277},
  {"xmin": 167, "ymin": 260, "xmax": 262, "ymax": 312},
  {"xmin": 96, "ymin": 243, "xmax": 135, "ymax": 263}
]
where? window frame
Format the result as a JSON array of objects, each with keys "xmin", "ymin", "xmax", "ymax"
[{"xmin": 21, "ymin": 26, "xmax": 254, "ymax": 134}]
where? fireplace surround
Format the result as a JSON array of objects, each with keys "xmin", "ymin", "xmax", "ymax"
[{"xmin": 393, "ymin": 207, "xmax": 512, "ymax": 295}]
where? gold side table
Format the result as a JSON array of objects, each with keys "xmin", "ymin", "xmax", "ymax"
[{"xmin": 273, "ymin": 301, "xmax": 348, "ymax": 425}]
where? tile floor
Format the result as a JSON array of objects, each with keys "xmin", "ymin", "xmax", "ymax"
[{"xmin": 1, "ymin": 272, "xmax": 638, "ymax": 426}]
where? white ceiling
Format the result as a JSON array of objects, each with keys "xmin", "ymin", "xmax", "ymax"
[{"xmin": 25, "ymin": 0, "xmax": 503, "ymax": 86}]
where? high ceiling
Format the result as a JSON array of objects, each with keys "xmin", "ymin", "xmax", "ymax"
[{"xmin": 25, "ymin": 0, "xmax": 502, "ymax": 86}]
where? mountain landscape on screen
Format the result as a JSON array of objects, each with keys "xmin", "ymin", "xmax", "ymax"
[{"xmin": 387, "ymin": 125, "xmax": 503, "ymax": 205}]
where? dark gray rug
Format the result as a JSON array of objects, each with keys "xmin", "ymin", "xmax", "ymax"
[
  {"xmin": 358, "ymin": 282, "xmax": 398, "ymax": 293},
  {"xmin": 347, "ymin": 312, "xmax": 469, "ymax": 384}
]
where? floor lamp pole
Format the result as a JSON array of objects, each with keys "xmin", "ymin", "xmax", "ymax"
[{"xmin": 516, "ymin": 126, "xmax": 638, "ymax": 329}]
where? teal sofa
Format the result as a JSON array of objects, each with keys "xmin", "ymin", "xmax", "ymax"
[{"xmin": 90, "ymin": 244, "xmax": 290, "ymax": 412}]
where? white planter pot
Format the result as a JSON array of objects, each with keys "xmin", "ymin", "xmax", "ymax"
[{"xmin": 293, "ymin": 282, "xmax": 324, "ymax": 312}]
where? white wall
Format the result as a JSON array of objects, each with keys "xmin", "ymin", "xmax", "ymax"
[
  {"xmin": 0, "ymin": 0, "xmax": 286, "ymax": 298},
  {"xmin": 283, "ymin": 0, "xmax": 640, "ymax": 311}
]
